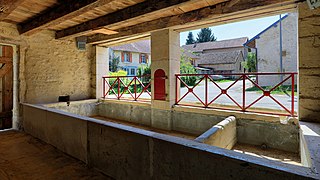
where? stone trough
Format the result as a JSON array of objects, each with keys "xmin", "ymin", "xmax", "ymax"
[{"xmin": 21, "ymin": 99, "xmax": 319, "ymax": 179}]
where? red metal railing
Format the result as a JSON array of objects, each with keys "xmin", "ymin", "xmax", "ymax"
[
  {"xmin": 175, "ymin": 72, "xmax": 297, "ymax": 117},
  {"xmin": 102, "ymin": 75, "xmax": 151, "ymax": 101}
]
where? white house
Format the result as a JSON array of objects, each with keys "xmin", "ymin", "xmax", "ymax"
[
  {"xmin": 110, "ymin": 40, "xmax": 151, "ymax": 75},
  {"xmin": 244, "ymin": 13, "xmax": 298, "ymax": 86}
]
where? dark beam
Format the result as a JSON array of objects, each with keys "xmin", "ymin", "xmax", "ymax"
[
  {"xmin": 18, "ymin": 0, "xmax": 116, "ymax": 35},
  {"xmin": 55, "ymin": 0, "xmax": 195, "ymax": 39},
  {"xmin": 0, "ymin": 0, "xmax": 25, "ymax": 20},
  {"xmin": 87, "ymin": 0, "xmax": 297, "ymax": 44}
]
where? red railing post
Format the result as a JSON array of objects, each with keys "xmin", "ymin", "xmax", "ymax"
[
  {"xmin": 134, "ymin": 76, "xmax": 137, "ymax": 101},
  {"xmin": 205, "ymin": 75, "xmax": 208, "ymax": 107},
  {"xmin": 242, "ymin": 75, "xmax": 246, "ymax": 111},
  {"xmin": 117, "ymin": 77, "xmax": 120, "ymax": 100},
  {"xmin": 291, "ymin": 73, "xmax": 295, "ymax": 116}
]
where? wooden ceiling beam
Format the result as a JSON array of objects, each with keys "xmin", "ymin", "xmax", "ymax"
[
  {"xmin": 0, "ymin": 0, "xmax": 25, "ymax": 20},
  {"xmin": 87, "ymin": 0, "xmax": 297, "ymax": 45},
  {"xmin": 55, "ymin": 0, "xmax": 198, "ymax": 39},
  {"xmin": 18, "ymin": 0, "xmax": 116, "ymax": 35}
]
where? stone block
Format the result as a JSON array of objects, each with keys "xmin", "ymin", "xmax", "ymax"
[{"xmin": 45, "ymin": 110, "xmax": 88, "ymax": 163}]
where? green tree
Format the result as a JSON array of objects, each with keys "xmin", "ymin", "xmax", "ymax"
[
  {"xmin": 109, "ymin": 56, "xmax": 120, "ymax": 72},
  {"xmin": 137, "ymin": 65, "xmax": 151, "ymax": 84},
  {"xmin": 185, "ymin": 32, "xmax": 196, "ymax": 45},
  {"xmin": 196, "ymin": 28, "xmax": 217, "ymax": 43},
  {"xmin": 180, "ymin": 50, "xmax": 197, "ymax": 87},
  {"xmin": 242, "ymin": 52, "xmax": 257, "ymax": 72}
]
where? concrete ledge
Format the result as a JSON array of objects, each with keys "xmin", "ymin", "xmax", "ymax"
[
  {"xmin": 21, "ymin": 103, "xmax": 318, "ymax": 179},
  {"xmin": 43, "ymin": 99, "xmax": 99, "ymax": 117},
  {"xmin": 300, "ymin": 121, "xmax": 320, "ymax": 177},
  {"xmin": 100, "ymin": 98, "xmax": 151, "ymax": 107},
  {"xmin": 174, "ymin": 105, "xmax": 282, "ymax": 122},
  {"xmin": 99, "ymin": 100, "xmax": 152, "ymax": 126},
  {"xmin": 195, "ymin": 116, "xmax": 236, "ymax": 149},
  {"xmin": 22, "ymin": 103, "xmax": 88, "ymax": 163}
]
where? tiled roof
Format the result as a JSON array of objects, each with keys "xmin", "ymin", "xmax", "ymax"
[
  {"xmin": 198, "ymin": 50, "xmax": 243, "ymax": 65},
  {"xmin": 111, "ymin": 40, "xmax": 150, "ymax": 54},
  {"xmin": 182, "ymin": 49, "xmax": 200, "ymax": 59},
  {"xmin": 182, "ymin": 37, "xmax": 248, "ymax": 53}
]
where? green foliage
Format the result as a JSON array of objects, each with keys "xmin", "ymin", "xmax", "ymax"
[
  {"xmin": 109, "ymin": 70, "xmax": 128, "ymax": 90},
  {"xmin": 109, "ymin": 70, "xmax": 127, "ymax": 76},
  {"xmin": 137, "ymin": 64, "xmax": 151, "ymax": 84},
  {"xmin": 109, "ymin": 55, "xmax": 120, "ymax": 72},
  {"xmin": 185, "ymin": 32, "xmax": 196, "ymax": 45},
  {"xmin": 196, "ymin": 28, "xmax": 217, "ymax": 43},
  {"xmin": 108, "ymin": 70, "xmax": 151, "ymax": 95},
  {"xmin": 242, "ymin": 52, "xmax": 257, "ymax": 72},
  {"xmin": 180, "ymin": 50, "xmax": 198, "ymax": 87}
]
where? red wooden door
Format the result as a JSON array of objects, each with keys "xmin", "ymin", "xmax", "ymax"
[
  {"xmin": 154, "ymin": 69, "xmax": 166, "ymax": 100},
  {"xmin": 0, "ymin": 45, "xmax": 13, "ymax": 130}
]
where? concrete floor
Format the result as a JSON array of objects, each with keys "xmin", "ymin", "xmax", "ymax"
[
  {"xmin": 0, "ymin": 130, "xmax": 111, "ymax": 180},
  {"xmin": 232, "ymin": 143, "xmax": 301, "ymax": 166}
]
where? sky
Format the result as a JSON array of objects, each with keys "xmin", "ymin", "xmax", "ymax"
[{"xmin": 180, "ymin": 15, "xmax": 284, "ymax": 45}]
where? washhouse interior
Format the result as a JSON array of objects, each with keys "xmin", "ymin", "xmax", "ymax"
[{"xmin": 0, "ymin": 0, "xmax": 319, "ymax": 179}]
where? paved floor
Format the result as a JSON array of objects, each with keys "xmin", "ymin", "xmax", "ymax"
[{"xmin": 0, "ymin": 130, "xmax": 111, "ymax": 180}]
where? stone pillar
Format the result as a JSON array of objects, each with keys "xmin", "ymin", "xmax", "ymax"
[
  {"xmin": 298, "ymin": 2, "xmax": 320, "ymax": 122},
  {"xmin": 150, "ymin": 29, "xmax": 180, "ymax": 130},
  {"xmin": 95, "ymin": 46, "xmax": 109, "ymax": 99}
]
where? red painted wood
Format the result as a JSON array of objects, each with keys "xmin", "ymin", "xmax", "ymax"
[{"xmin": 154, "ymin": 69, "xmax": 166, "ymax": 100}]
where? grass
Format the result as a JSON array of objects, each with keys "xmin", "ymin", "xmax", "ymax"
[{"xmin": 246, "ymin": 85, "xmax": 297, "ymax": 95}]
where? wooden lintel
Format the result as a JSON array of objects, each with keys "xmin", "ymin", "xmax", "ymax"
[
  {"xmin": 0, "ymin": 0, "xmax": 25, "ymax": 20},
  {"xmin": 87, "ymin": 0, "xmax": 297, "ymax": 44},
  {"xmin": 55, "ymin": 0, "xmax": 195, "ymax": 39},
  {"xmin": 18, "ymin": 0, "xmax": 116, "ymax": 35}
]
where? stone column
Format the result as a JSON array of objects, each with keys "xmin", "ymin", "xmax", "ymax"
[
  {"xmin": 95, "ymin": 46, "xmax": 109, "ymax": 99},
  {"xmin": 298, "ymin": 2, "xmax": 320, "ymax": 122},
  {"xmin": 150, "ymin": 29, "xmax": 180, "ymax": 130}
]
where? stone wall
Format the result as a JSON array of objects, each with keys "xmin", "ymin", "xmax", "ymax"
[
  {"xmin": 298, "ymin": 3, "xmax": 320, "ymax": 123},
  {"xmin": 0, "ymin": 22, "xmax": 94, "ymax": 104}
]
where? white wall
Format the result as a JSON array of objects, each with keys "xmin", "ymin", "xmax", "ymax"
[
  {"xmin": 113, "ymin": 50, "xmax": 151, "ymax": 75},
  {"xmin": 256, "ymin": 13, "xmax": 298, "ymax": 86}
]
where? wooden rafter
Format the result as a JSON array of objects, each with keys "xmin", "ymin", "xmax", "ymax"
[
  {"xmin": 0, "ymin": 0, "xmax": 25, "ymax": 20},
  {"xmin": 18, "ymin": 0, "xmax": 119, "ymax": 35},
  {"xmin": 55, "ymin": 0, "xmax": 197, "ymax": 39},
  {"xmin": 227, "ymin": 0, "xmax": 241, "ymax": 7},
  {"xmin": 87, "ymin": 0, "xmax": 297, "ymax": 44}
]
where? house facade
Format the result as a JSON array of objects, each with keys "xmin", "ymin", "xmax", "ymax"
[
  {"xmin": 110, "ymin": 40, "xmax": 151, "ymax": 76},
  {"xmin": 245, "ymin": 13, "xmax": 298, "ymax": 86},
  {"xmin": 182, "ymin": 37, "xmax": 248, "ymax": 75}
]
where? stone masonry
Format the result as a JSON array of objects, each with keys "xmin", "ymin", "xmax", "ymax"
[{"xmin": 298, "ymin": 3, "xmax": 320, "ymax": 123}]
